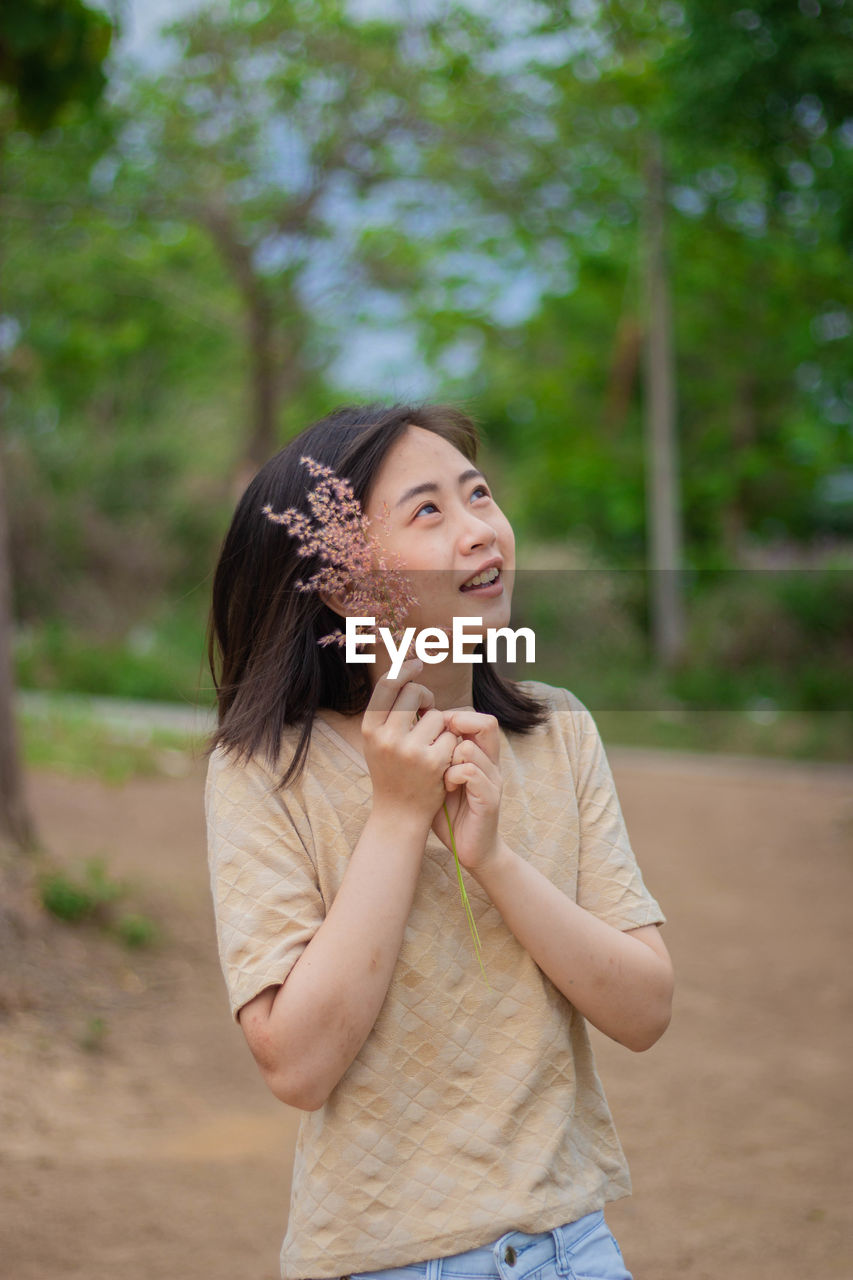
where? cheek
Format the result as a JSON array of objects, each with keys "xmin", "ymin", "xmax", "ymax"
[{"xmin": 497, "ymin": 514, "xmax": 515, "ymax": 553}]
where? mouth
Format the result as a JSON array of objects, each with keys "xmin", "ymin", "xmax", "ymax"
[{"xmin": 459, "ymin": 566, "xmax": 503, "ymax": 595}]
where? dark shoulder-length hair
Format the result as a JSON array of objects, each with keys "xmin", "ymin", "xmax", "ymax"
[{"xmin": 207, "ymin": 401, "xmax": 550, "ymax": 788}]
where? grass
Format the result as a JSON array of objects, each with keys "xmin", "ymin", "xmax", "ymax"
[
  {"xmin": 15, "ymin": 608, "xmax": 213, "ymax": 706},
  {"xmin": 18, "ymin": 696, "xmax": 205, "ymax": 784},
  {"xmin": 594, "ymin": 707, "xmax": 853, "ymax": 763},
  {"xmin": 38, "ymin": 855, "xmax": 161, "ymax": 950},
  {"xmin": 16, "ymin": 686, "xmax": 851, "ymax": 789},
  {"xmin": 39, "ymin": 856, "xmax": 122, "ymax": 923}
]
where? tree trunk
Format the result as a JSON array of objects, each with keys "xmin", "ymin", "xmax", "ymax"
[
  {"xmin": 0, "ymin": 450, "xmax": 35, "ymax": 850},
  {"xmin": 245, "ymin": 283, "xmax": 278, "ymax": 473},
  {"xmin": 0, "ymin": 132, "xmax": 36, "ymax": 851},
  {"xmin": 197, "ymin": 201, "xmax": 285, "ymax": 487},
  {"xmin": 642, "ymin": 131, "xmax": 686, "ymax": 669},
  {"xmin": 604, "ymin": 314, "xmax": 643, "ymax": 431},
  {"xmin": 721, "ymin": 371, "xmax": 758, "ymax": 563}
]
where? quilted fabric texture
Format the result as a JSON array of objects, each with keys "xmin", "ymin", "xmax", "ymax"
[{"xmin": 205, "ymin": 680, "xmax": 665, "ymax": 1280}]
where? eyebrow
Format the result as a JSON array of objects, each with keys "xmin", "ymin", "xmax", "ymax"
[{"xmin": 394, "ymin": 468, "xmax": 487, "ymax": 510}]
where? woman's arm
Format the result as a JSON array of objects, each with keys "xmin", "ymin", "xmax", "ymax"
[
  {"xmin": 436, "ymin": 707, "xmax": 673, "ymax": 1052},
  {"xmin": 238, "ymin": 802, "xmax": 431, "ymax": 1111},
  {"xmin": 238, "ymin": 658, "xmax": 458, "ymax": 1111},
  {"xmin": 471, "ymin": 845, "xmax": 673, "ymax": 1051}
]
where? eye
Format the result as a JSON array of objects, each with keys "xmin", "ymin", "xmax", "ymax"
[
  {"xmin": 471, "ymin": 484, "xmax": 491, "ymax": 501},
  {"xmin": 415, "ymin": 501, "xmax": 438, "ymax": 517}
]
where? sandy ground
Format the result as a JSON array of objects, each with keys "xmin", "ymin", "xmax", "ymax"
[{"xmin": 1, "ymin": 746, "xmax": 851, "ymax": 1280}]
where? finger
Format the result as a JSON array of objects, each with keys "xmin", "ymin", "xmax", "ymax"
[
  {"xmin": 439, "ymin": 734, "xmax": 467, "ymax": 792},
  {"xmin": 443, "ymin": 710, "xmax": 500, "ymax": 763},
  {"xmin": 428, "ymin": 727, "xmax": 461, "ymax": 764},
  {"xmin": 443, "ymin": 761, "xmax": 492, "ymax": 794},
  {"xmin": 408, "ymin": 706, "xmax": 451, "ymax": 744},
  {"xmin": 451, "ymin": 736, "xmax": 500, "ymax": 781},
  {"xmin": 443, "ymin": 709, "xmax": 497, "ymax": 734},
  {"xmin": 383, "ymin": 681, "xmax": 435, "ymax": 727},
  {"xmin": 362, "ymin": 660, "xmax": 427, "ymax": 732}
]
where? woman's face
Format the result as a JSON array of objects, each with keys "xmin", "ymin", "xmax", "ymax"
[{"xmin": 363, "ymin": 425, "xmax": 515, "ymax": 639}]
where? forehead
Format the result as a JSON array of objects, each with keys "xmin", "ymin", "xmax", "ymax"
[{"xmin": 375, "ymin": 425, "xmax": 468, "ymax": 487}]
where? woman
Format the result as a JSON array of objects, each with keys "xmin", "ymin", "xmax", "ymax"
[{"xmin": 205, "ymin": 401, "xmax": 673, "ymax": 1280}]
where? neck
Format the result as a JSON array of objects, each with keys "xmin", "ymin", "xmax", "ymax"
[{"xmin": 367, "ymin": 652, "xmax": 476, "ymax": 712}]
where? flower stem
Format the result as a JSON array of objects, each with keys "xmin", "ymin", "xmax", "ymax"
[{"xmin": 443, "ymin": 801, "xmax": 490, "ymax": 987}]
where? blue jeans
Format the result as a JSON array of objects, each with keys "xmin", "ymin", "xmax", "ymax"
[{"xmin": 346, "ymin": 1211, "xmax": 633, "ymax": 1280}]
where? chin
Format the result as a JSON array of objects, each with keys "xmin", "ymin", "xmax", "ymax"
[{"xmin": 457, "ymin": 607, "xmax": 513, "ymax": 637}]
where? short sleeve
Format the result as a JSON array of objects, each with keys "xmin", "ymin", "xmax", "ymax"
[
  {"xmin": 205, "ymin": 746, "xmax": 325, "ymax": 1021},
  {"xmin": 561, "ymin": 688, "xmax": 666, "ymax": 931}
]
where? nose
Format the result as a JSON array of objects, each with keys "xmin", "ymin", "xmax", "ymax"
[{"xmin": 458, "ymin": 510, "xmax": 498, "ymax": 552}]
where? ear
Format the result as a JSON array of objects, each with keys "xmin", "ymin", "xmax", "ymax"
[{"xmin": 317, "ymin": 588, "xmax": 348, "ymax": 618}]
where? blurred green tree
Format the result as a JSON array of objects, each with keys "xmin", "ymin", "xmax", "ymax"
[
  {"xmin": 0, "ymin": 0, "xmax": 111, "ymax": 132},
  {"xmin": 0, "ymin": 0, "xmax": 112, "ymax": 849},
  {"xmin": 3, "ymin": 114, "xmax": 241, "ymax": 628},
  {"xmin": 115, "ymin": 0, "xmax": 580, "ymax": 480},
  {"xmin": 660, "ymin": 0, "xmax": 853, "ymax": 242},
  {"xmin": 470, "ymin": 0, "xmax": 853, "ymax": 564},
  {"xmin": 1, "ymin": 0, "xmax": 850, "ymax": 715}
]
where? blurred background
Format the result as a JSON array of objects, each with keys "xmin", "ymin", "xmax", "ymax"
[
  {"xmin": 1, "ymin": 0, "xmax": 851, "ymax": 798},
  {"xmin": 1, "ymin": 4, "xmax": 852, "ymax": 1279}
]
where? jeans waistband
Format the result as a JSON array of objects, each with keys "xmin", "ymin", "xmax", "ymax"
[{"xmin": 346, "ymin": 1210, "xmax": 611, "ymax": 1280}]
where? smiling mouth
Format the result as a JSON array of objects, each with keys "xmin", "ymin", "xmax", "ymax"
[{"xmin": 460, "ymin": 568, "xmax": 502, "ymax": 592}]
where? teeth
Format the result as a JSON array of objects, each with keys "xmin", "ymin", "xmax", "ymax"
[{"xmin": 462, "ymin": 566, "xmax": 499, "ymax": 589}]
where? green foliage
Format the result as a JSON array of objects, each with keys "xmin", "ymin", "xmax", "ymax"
[
  {"xmin": 594, "ymin": 707, "xmax": 853, "ymax": 762},
  {"xmin": 0, "ymin": 0, "xmax": 112, "ymax": 132},
  {"xmin": 659, "ymin": 0, "xmax": 853, "ymax": 239},
  {"xmin": 113, "ymin": 913, "xmax": 159, "ymax": 949},
  {"xmin": 15, "ymin": 601, "xmax": 211, "ymax": 704},
  {"xmin": 493, "ymin": 553, "xmax": 853, "ymax": 717},
  {"xmin": 40, "ymin": 869, "xmax": 95, "ymax": 922},
  {"xmin": 39, "ymin": 855, "xmax": 121, "ymax": 924},
  {"xmin": 39, "ymin": 855, "xmax": 159, "ymax": 948},
  {"xmin": 666, "ymin": 570, "xmax": 853, "ymax": 713},
  {"xmin": 1, "ymin": 0, "xmax": 851, "ymax": 765},
  {"xmin": 19, "ymin": 698, "xmax": 198, "ymax": 783},
  {"xmin": 3, "ymin": 117, "xmax": 239, "ymax": 631},
  {"xmin": 467, "ymin": 3, "xmax": 853, "ymax": 563},
  {"xmin": 775, "ymin": 567, "xmax": 853, "ymax": 635}
]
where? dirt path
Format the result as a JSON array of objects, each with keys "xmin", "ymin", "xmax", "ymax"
[{"xmin": 1, "ymin": 749, "xmax": 851, "ymax": 1280}]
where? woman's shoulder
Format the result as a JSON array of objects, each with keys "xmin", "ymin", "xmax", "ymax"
[
  {"xmin": 205, "ymin": 721, "xmax": 308, "ymax": 794},
  {"xmin": 206, "ymin": 738, "xmax": 280, "ymax": 780},
  {"xmin": 513, "ymin": 677, "xmax": 590, "ymax": 722},
  {"xmin": 205, "ymin": 716, "xmax": 349, "ymax": 809},
  {"xmin": 501, "ymin": 678, "xmax": 592, "ymax": 756}
]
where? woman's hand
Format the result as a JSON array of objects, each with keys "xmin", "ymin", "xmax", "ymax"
[
  {"xmin": 430, "ymin": 709, "xmax": 503, "ymax": 872},
  {"xmin": 362, "ymin": 658, "xmax": 460, "ymax": 826}
]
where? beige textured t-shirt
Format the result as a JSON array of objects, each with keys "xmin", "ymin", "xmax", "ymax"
[{"xmin": 205, "ymin": 679, "xmax": 666, "ymax": 1280}]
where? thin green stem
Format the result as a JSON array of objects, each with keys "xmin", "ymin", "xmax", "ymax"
[{"xmin": 443, "ymin": 801, "xmax": 489, "ymax": 987}]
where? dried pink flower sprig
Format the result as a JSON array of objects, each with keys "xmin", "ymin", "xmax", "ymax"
[{"xmin": 263, "ymin": 456, "xmax": 419, "ymax": 648}]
